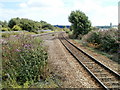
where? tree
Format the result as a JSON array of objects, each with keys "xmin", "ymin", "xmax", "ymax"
[
  {"xmin": 8, "ymin": 17, "xmax": 54, "ymax": 32},
  {"xmin": 0, "ymin": 20, "xmax": 8, "ymax": 28},
  {"xmin": 12, "ymin": 25, "xmax": 22, "ymax": 31},
  {"xmin": 68, "ymin": 10, "xmax": 91, "ymax": 38},
  {"xmin": 8, "ymin": 17, "xmax": 20, "ymax": 28},
  {"xmin": 42, "ymin": 24, "xmax": 54, "ymax": 30}
]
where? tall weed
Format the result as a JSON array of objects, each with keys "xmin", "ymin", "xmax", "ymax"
[{"xmin": 2, "ymin": 35, "xmax": 48, "ymax": 88}]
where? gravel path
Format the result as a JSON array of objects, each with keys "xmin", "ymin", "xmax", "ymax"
[{"xmin": 42, "ymin": 33, "xmax": 100, "ymax": 88}]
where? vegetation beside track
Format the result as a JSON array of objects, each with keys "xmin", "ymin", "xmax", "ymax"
[
  {"xmin": 67, "ymin": 10, "xmax": 119, "ymax": 64},
  {"xmin": 66, "ymin": 29, "xmax": 119, "ymax": 64},
  {"xmin": 2, "ymin": 33, "xmax": 61, "ymax": 88}
]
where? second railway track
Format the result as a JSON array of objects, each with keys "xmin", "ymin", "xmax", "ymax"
[{"xmin": 59, "ymin": 33, "xmax": 120, "ymax": 89}]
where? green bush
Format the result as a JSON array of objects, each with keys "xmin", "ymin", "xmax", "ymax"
[
  {"xmin": 82, "ymin": 29, "xmax": 119, "ymax": 53},
  {"xmin": 65, "ymin": 30, "xmax": 69, "ymax": 33},
  {"xmin": 2, "ymin": 32, "xmax": 19, "ymax": 38},
  {"xmin": 87, "ymin": 32, "xmax": 101, "ymax": 44},
  {"xmin": 100, "ymin": 35, "xmax": 118, "ymax": 53},
  {"xmin": 12, "ymin": 25, "xmax": 22, "ymax": 31},
  {"xmin": 2, "ymin": 33, "xmax": 10, "ymax": 38},
  {"xmin": 1, "ymin": 28, "xmax": 8, "ymax": 31},
  {"xmin": 2, "ymin": 35, "xmax": 48, "ymax": 88}
]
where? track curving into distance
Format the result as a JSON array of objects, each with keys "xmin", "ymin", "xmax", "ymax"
[{"xmin": 59, "ymin": 33, "xmax": 120, "ymax": 89}]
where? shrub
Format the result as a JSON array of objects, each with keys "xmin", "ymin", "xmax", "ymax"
[
  {"xmin": 100, "ymin": 35, "xmax": 118, "ymax": 52},
  {"xmin": 2, "ymin": 33, "xmax": 11, "ymax": 38},
  {"xmin": 82, "ymin": 29, "xmax": 119, "ymax": 53},
  {"xmin": 1, "ymin": 28, "xmax": 8, "ymax": 31},
  {"xmin": 2, "ymin": 32, "xmax": 20, "ymax": 38},
  {"xmin": 65, "ymin": 30, "xmax": 69, "ymax": 33},
  {"xmin": 2, "ymin": 35, "xmax": 48, "ymax": 88},
  {"xmin": 12, "ymin": 25, "xmax": 22, "ymax": 31},
  {"xmin": 77, "ymin": 34, "xmax": 83, "ymax": 40}
]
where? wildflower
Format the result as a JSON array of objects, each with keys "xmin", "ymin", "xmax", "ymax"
[
  {"xmin": 16, "ymin": 49, "xmax": 21, "ymax": 52},
  {"xmin": 23, "ymin": 44, "xmax": 32, "ymax": 49},
  {"xmin": 1, "ymin": 39, "xmax": 7, "ymax": 44},
  {"xmin": 14, "ymin": 35, "xmax": 17, "ymax": 37}
]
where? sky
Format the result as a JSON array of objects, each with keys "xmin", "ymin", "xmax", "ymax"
[
  {"xmin": 0, "ymin": 0, "xmax": 119, "ymax": 26},
  {"xmin": 118, "ymin": 1, "xmax": 120, "ymax": 24}
]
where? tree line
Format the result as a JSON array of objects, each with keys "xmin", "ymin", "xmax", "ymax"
[{"xmin": 0, "ymin": 17, "xmax": 54, "ymax": 32}]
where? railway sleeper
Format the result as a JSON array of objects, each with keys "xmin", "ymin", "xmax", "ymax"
[
  {"xmin": 85, "ymin": 66, "xmax": 102, "ymax": 70},
  {"xmin": 104, "ymin": 81, "xmax": 120, "ymax": 87},
  {"xmin": 99, "ymin": 77, "xmax": 116, "ymax": 82},
  {"xmin": 105, "ymin": 83, "xmax": 120, "ymax": 89},
  {"xmin": 85, "ymin": 64, "xmax": 102, "ymax": 69},
  {"xmin": 61, "ymin": 34, "xmax": 120, "ymax": 89},
  {"xmin": 80, "ymin": 59, "xmax": 92, "ymax": 62},
  {"xmin": 80, "ymin": 60, "xmax": 93, "ymax": 63},
  {"xmin": 94, "ymin": 73, "xmax": 109, "ymax": 77},
  {"xmin": 92, "ymin": 68, "xmax": 107, "ymax": 73}
]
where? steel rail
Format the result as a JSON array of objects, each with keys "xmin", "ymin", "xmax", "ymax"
[
  {"xmin": 63, "ymin": 35, "xmax": 120, "ymax": 77},
  {"xmin": 59, "ymin": 33, "xmax": 120, "ymax": 89}
]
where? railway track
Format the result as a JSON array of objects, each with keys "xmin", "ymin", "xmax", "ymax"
[
  {"xmin": 31, "ymin": 32, "xmax": 56, "ymax": 37},
  {"xmin": 59, "ymin": 33, "xmax": 120, "ymax": 89}
]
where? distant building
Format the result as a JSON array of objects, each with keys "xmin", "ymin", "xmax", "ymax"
[
  {"xmin": 54, "ymin": 25, "xmax": 70, "ymax": 28},
  {"xmin": 110, "ymin": 23, "xmax": 112, "ymax": 28},
  {"xmin": 112, "ymin": 25, "xmax": 118, "ymax": 29},
  {"xmin": 95, "ymin": 23, "xmax": 118, "ymax": 30},
  {"xmin": 96, "ymin": 25, "xmax": 111, "ymax": 30}
]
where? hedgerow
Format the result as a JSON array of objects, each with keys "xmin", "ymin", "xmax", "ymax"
[
  {"xmin": 82, "ymin": 29, "xmax": 119, "ymax": 53},
  {"xmin": 81, "ymin": 29, "xmax": 119, "ymax": 63}
]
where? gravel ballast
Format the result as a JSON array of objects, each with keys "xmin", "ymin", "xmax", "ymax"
[{"xmin": 41, "ymin": 33, "xmax": 100, "ymax": 88}]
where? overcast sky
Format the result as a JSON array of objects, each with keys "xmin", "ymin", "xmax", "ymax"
[{"xmin": 0, "ymin": 0, "xmax": 119, "ymax": 26}]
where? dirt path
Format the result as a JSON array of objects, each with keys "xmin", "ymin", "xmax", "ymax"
[{"xmin": 42, "ymin": 32, "xmax": 100, "ymax": 88}]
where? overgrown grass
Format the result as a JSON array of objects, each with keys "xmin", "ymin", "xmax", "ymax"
[
  {"xmin": 81, "ymin": 29, "xmax": 119, "ymax": 53},
  {"xmin": 87, "ymin": 47, "xmax": 119, "ymax": 63},
  {"xmin": 74, "ymin": 39, "xmax": 119, "ymax": 64},
  {"xmin": 1, "ymin": 31, "xmax": 36, "ymax": 38},
  {"xmin": 2, "ymin": 34, "xmax": 60, "ymax": 88},
  {"xmin": 37, "ymin": 31, "xmax": 54, "ymax": 34}
]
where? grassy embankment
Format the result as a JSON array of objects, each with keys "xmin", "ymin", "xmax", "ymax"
[{"xmin": 1, "ymin": 32, "xmax": 61, "ymax": 88}]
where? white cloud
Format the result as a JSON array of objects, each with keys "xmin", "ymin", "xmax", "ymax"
[
  {"xmin": 72, "ymin": 0, "xmax": 118, "ymax": 26},
  {"xmin": 20, "ymin": 0, "xmax": 64, "ymax": 8},
  {"xmin": 0, "ymin": 0, "xmax": 27, "ymax": 2},
  {"xmin": 19, "ymin": 3, "xmax": 27, "ymax": 8},
  {"xmin": 0, "ymin": 3, "xmax": 4, "ymax": 8},
  {"xmin": 0, "ymin": 0, "xmax": 119, "ymax": 26},
  {"xmin": 18, "ymin": 0, "xmax": 68, "ymax": 24}
]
